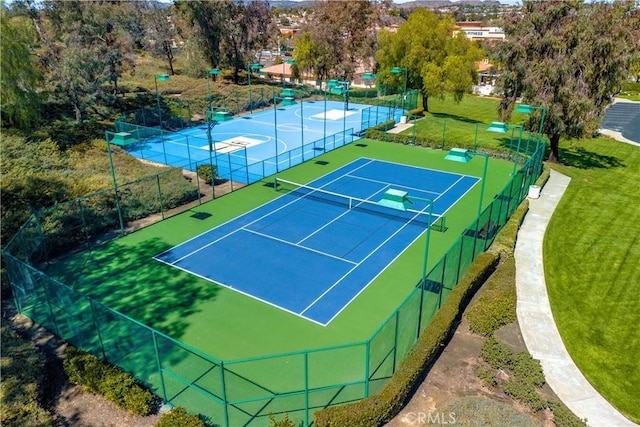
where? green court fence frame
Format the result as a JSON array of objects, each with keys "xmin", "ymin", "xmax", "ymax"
[{"xmin": 3, "ymin": 120, "xmax": 545, "ymax": 426}]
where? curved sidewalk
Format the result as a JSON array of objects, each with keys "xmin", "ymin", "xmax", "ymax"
[{"xmin": 515, "ymin": 169, "xmax": 637, "ymax": 427}]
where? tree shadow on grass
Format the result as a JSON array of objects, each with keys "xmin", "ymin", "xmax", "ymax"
[
  {"xmin": 51, "ymin": 237, "xmax": 218, "ymax": 343},
  {"xmin": 558, "ymin": 146, "xmax": 625, "ymax": 170},
  {"xmin": 60, "ymin": 238, "xmax": 218, "ymax": 339},
  {"xmin": 429, "ymin": 112, "xmax": 486, "ymax": 125},
  {"xmin": 45, "ymin": 236, "xmax": 227, "ymax": 395}
]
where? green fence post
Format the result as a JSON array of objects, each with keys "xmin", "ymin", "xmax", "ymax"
[
  {"xmin": 412, "ymin": 115, "xmax": 417, "ymax": 145},
  {"xmin": 393, "ymin": 310, "xmax": 400, "ymax": 369},
  {"xmin": 105, "ymin": 131, "xmax": 125, "ymax": 236},
  {"xmin": 304, "ymin": 352, "xmax": 309, "ymax": 426},
  {"xmin": 219, "ymin": 361, "xmax": 229, "ymax": 427},
  {"xmin": 156, "ymin": 175, "xmax": 165, "ymax": 220},
  {"xmin": 364, "ymin": 340, "xmax": 371, "ymax": 397},
  {"xmin": 441, "ymin": 118, "xmax": 447, "ymax": 150},
  {"xmin": 77, "ymin": 197, "xmax": 89, "ymax": 243},
  {"xmin": 89, "ymin": 300, "xmax": 107, "ymax": 360},
  {"xmin": 185, "ymin": 135, "xmax": 193, "ymax": 167},
  {"xmin": 152, "ymin": 332, "xmax": 168, "ymax": 402},
  {"xmin": 194, "ymin": 162, "xmax": 202, "ymax": 205}
]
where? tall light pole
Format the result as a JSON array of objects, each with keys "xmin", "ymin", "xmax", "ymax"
[
  {"xmin": 326, "ymin": 80, "xmax": 349, "ymax": 146},
  {"xmin": 206, "ymin": 68, "xmax": 222, "ymax": 115},
  {"xmin": 362, "ymin": 72, "xmax": 375, "ymax": 101},
  {"xmin": 444, "ymin": 149, "xmax": 489, "ymax": 257},
  {"xmin": 391, "ymin": 66, "xmax": 408, "ymax": 113},
  {"xmin": 273, "ymin": 96, "xmax": 283, "ymax": 171},
  {"xmin": 283, "ymin": 59, "xmax": 296, "ymax": 88},
  {"xmin": 104, "ymin": 131, "xmax": 125, "ymax": 236},
  {"xmin": 339, "ymin": 81, "xmax": 349, "ymax": 142},
  {"xmin": 298, "ymin": 88, "xmax": 305, "ymax": 160},
  {"xmin": 486, "ymin": 122, "xmax": 524, "ymax": 176},
  {"xmin": 515, "ymin": 104, "xmax": 547, "ymax": 176},
  {"xmin": 247, "ymin": 63, "xmax": 263, "ymax": 113},
  {"xmin": 323, "ymin": 82, "xmax": 329, "ymax": 150},
  {"xmin": 515, "ymin": 103, "xmax": 547, "ymax": 144},
  {"xmin": 154, "ymin": 74, "xmax": 171, "ymax": 129}
]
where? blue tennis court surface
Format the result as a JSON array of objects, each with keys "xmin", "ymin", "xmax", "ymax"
[
  {"xmin": 123, "ymin": 100, "xmax": 400, "ymax": 183},
  {"xmin": 154, "ymin": 158, "xmax": 479, "ymax": 325}
]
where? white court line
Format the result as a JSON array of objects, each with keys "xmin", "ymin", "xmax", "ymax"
[
  {"xmin": 344, "ymin": 174, "xmax": 441, "ymax": 199},
  {"xmin": 300, "ymin": 204, "xmax": 429, "ymax": 316},
  {"xmin": 161, "ymin": 159, "xmax": 376, "ymax": 264},
  {"xmin": 241, "ymin": 228, "xmax": 357, "ymax": 265},
  {"xmin": 296, "ymin": 184, "xmax": 391, "ymax": 246}
]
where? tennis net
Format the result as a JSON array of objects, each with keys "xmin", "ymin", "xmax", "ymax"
[{"xmin": 274, "ymin": 177, "xmax": 446, "ymax": 231}]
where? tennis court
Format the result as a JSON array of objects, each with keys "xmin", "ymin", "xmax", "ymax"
[
  {"xmin": 121, "ymin": 100, "xmax": 401, "ymax": 181},
  {"xmin": 155, "ymin": 157, "xmax": 478, "ymax": 325},
  {"xmin": 25, "ymin": 138, "xmax": 531, "ymax": 425}
]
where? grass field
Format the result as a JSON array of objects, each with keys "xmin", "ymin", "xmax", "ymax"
[
  {"xmin": 401, "ymin": 95, "xmax": 538, "ymax": 152},
  {"xmin": 408, "ymin": 94, "xmax": 639, "ymax": 421},
  {"xmin": 545, "ymin": 137, "xmax": 640, "ymax": 422}
]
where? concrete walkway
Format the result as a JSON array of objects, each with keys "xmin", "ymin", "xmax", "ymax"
[{"xmin": 515, "ymin": 170, "xmax": 637, "ymax": 427}]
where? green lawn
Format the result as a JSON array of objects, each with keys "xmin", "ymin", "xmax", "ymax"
[
  {"xmin": 545, "ymin": 137, "xmax": 640, "ymax": 422},
  {"xmin": 419, "ymin": 94, "xmax": 639, "ymax": 421},
  {"xmin": 401, "ymin": 95, "xmax": 538, "ymax": 152}
]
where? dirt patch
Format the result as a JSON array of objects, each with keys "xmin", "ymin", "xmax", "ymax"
[
  {"xmin": 386, "ymin": 317, "xmax": 554, "ymax": 426},
  {"xmin": 386, "ymin": 316, "xmax": 558, "ymax": 427}
]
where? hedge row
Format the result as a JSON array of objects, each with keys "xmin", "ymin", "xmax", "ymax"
[
  {"xmin": 63, "ymin": 347, "xmax": 155, "ymax": 416},
  {"xmin": 465, "ymin": 256, "xmax": 517, "ymax": 336},
  {"xmin": 314, "ymin": 251, "xmax": 499, "ymax": 426},
  {"xmin": 313, "ymin": 178, "xmax": 535, "ymax": 426}
]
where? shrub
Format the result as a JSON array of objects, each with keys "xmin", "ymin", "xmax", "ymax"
[
  {"xmin": 443, "ymin": 396, "xmax": 540, "ymax": 427},
  {"xmin": 476, "ymin": 367, "xmax": 497, "ymax": 388},
  {"xmin": 465, "ymin": 256, "xmax": 517, "ymax": 336},
  {"xmin": 63, "ymin": 347, "xmax": 155, "ymax": 416},
  {"xmin": 504, "ymin": 377, "xmax": 547, "ymax": 412},
  {"xmin": 480, "ymin": 335, "xmax": 547, "ymax": 412},
  {"xmin": 510, "ymin": 351, "xmax": 545, "ymax": 388},
  {"xmin": 158, "ymin": 406, "xmax": 205, "ymax": 427},
  {"xmin": 481, "ymin": 335, "xmax": 512, "ymax": 370},
  {"xmin": 197, "ymin": 164, "xmax": 218, "ymax": 185},
  {"xmin": 548, "ymin": 400, "xmax": 588, "ymax": 427},
  {"xmin": 268, "ymin": 412, "xmax": 298, "ymax": 427}
]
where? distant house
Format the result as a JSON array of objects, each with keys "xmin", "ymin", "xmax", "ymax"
[
  {"xmin": 473, "ymin": 59, "xmax": 499, "ymax": 96},
  {"xmin": 454, "ymin": 22, "xmax": 504, "ymax": 96}
]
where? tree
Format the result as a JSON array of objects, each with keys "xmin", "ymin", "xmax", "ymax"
[
  {"xmin": 175, "ymin": 0, "xmax": 273, "ymax": 82},
  {"xmin": 0, "ymin": 10, "xmax": 42, "ymax": 129},
  {"xmin": 492, "ymin": 0, "xmax": 640, "ymax": 163},
  {"xmin": 376, "ymin": 8, "xmax": 482, "ymax": 112},
  {"xmin": 294, "ymin": 0, "xmax": 382, "ymax": 82},
  {"xmin": 142, "ymin": 1, "xmax": 178, "ymax": 75},
  {"xmin": 220, "ymin": 0, "xmax": 274, "ymax": 82},
  {"xmin": 18, "ymin": 1, "xmax": 136, "ymax": 122}
]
